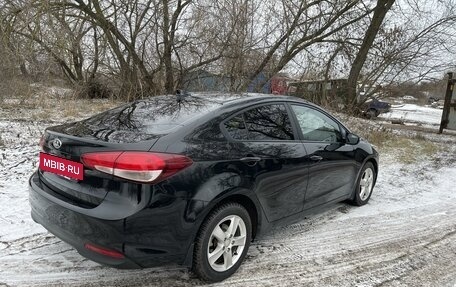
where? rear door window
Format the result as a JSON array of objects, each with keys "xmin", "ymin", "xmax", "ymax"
[{"xmin": 224, "ymin": 104, "xmax": 294, "ymax": 141}]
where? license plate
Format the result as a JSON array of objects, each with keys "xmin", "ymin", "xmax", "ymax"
[{"xmin": 39, "ymin": 152, "xmax": 84, "ymax": 180}]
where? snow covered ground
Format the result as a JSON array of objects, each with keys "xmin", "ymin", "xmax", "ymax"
[
  {"xmin": 1, "ymin": 104, "xmax": 456, "ymax": 287},
  {"xmin": 378, "ymin": 104, "xmax": 443, "ymax": 126}
]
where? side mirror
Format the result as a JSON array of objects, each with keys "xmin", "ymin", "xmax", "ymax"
[{"xmin": 346, "ymin": 133, "xmax": 360, "ymax": 145}]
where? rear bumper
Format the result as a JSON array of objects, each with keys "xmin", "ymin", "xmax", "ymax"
[
  {"xmin": 30, "ymin": 211, "xmax": 140, "ymax": 268},
  {"xmin": 29, "ymin": 172, "xmax": 193, "ymax": 269}
]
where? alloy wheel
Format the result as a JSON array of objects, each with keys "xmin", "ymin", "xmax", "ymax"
[
  {"xmin": 359, "ymin": 167, "xmax": 374, "ymax": 201},
  {"xmin": 207, "ymin": 215, "xmax": 247, "ymax": 272}
]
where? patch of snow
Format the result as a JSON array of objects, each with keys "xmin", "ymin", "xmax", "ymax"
[
  {"xmin": 29, "ymin": 83, "xmax": 73, "ymax": 98},
  {"xmin": 402, "ymin": 95, "xmax": 417, "ymax": 101},
  {"xmin": 340, "ymin": 161, "xmax": 456, "ymax": 219},
  {"xmin": 379, "ymin": 104, "xmax": 443, "ymax": 126}
]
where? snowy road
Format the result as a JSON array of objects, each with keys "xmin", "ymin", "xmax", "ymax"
[{"xmin": 1, "ymin": 118, "xmax": 456, "ymax": 287}]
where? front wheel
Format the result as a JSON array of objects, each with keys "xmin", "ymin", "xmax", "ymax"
[
  {"xmin": 350, "ymin": 162, "xmax": 376, "ymax": 206},
  {"xmin": 192, "ymin": 202, "xmax": 252, "ymax": 282}
]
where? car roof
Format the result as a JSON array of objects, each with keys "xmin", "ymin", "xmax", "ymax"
[
  {"xmin": 180, "ymin": 92, "xmax": 310, "ymax": 109},
  {"xmin": 222, "ymin": 93, "xmax": 321, "ymax": 112}
]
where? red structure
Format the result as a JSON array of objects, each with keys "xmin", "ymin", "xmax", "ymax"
[{"xmin": 270, "ymin": 74, "xmax": 291, "ymax": 95}]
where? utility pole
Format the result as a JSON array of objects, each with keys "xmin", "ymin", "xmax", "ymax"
[{"xmin": 439, "ymin": 72, "xmax": 456, "ymax": 134}]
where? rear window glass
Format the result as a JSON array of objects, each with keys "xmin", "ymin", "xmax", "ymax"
[
  {"xmin": 84, "ymin": 95, "xmax": 228, "ymax": 134},
  {"xmin": 224, "ymin": 104, "xmax": 294, "ymax": 141}
]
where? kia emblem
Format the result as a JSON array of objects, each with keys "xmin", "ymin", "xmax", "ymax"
[{"xmin": 52, "ymin": 138, "xmax": 62, "ymax": 149}]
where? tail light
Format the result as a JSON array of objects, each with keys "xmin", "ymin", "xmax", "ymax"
[{"xmin": 80, "ymin": 151, "xmax": 192, "ymax": 183}]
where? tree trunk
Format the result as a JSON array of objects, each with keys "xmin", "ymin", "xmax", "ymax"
[
  {"xmin": 162, "ymin": 0, "xmax": 174, "ymax": 94},
  {"xmin": 346, "ymin": 0, "xmax": 395, "ymax": 109}
]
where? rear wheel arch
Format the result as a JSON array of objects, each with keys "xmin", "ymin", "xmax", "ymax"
[
  {"xmin": 192, "ymin": 201, "xmax": 252, "ymax": 281},
  {"xmin": 183, "ymin": 191, "xmax": 261, "ymax": 268},
  {"xmin": 203, "ymin": 194, "xmax": 259, "ymax": 240},
  {"xmin": 190, "ymin": 195, "xmax": 260, "ymax": 282}
]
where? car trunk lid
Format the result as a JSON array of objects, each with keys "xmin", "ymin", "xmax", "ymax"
[{"xmin": 39, "ymin": 130, "xmax": 158, "ymax": 207}]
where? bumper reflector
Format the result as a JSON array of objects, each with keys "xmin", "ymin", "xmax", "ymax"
[{"xmin": 84, "ymin": 243, "xmax": 125, "ymax": 259}]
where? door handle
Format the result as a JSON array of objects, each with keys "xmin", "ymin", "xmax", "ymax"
[
  {"xmin": 310, "ymin": 155, "xmax": 323, "ymax": 161},
  {"xmin": 240, "ymin": 157, "xmax": 261, "ymax": 166}
]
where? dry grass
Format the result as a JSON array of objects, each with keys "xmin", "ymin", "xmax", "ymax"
[
  {"xmin": 359, "ymin": 127, "xmax": 441, "ymax": 164},
  {"xmin": 27, "ymin": 98, "xmax": 119, "ymax": 121},
  {"xmin": 361, "ymin": 127, "xmax": 394, "ymax": 148},
  {"xmin": 0, "ymin": 77, "xmax": 34, "ymax": 103},
  {"xmin": 379, "ymin": 136, "xmax": 440, "ymax": 164},
  {"xmin": 1, "ymin": 84, "xmax": 121, "ymax": 122},
  {"xmin": 334, "ymin": 111, "xmax": 443, "ymax": 164}
]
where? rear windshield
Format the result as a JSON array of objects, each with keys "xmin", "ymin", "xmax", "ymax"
[{"xmin": 84, "ymin": 94, "xmax": 233, "ymax": 134}]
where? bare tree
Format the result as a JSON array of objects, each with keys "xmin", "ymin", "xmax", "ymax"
[
  {"xmin": 346, "ymin": 0, "xmax": 395, "ymax": 107},
  {"xmin": 237, "ymin": 0, "xmax": 375, "ymax": 92},
  {"xmin": 286, "ymin": 0, "xmax": 456, "ymax": 109},
  {"xmin": 1, "ymin": 0, "xmax": 454, "ymax": 106}
]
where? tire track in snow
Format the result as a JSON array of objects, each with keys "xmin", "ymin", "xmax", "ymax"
[
  {"xmin": 223, "ymin": 204, "xmax": 456, "ymax": 287},
  {"xmin": 2, "ymin": 202, "xmax": 455, "ymax": 287}
]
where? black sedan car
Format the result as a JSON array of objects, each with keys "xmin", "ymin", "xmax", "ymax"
[{"xmin": 29, "ymin": 93, "xmax": 378, "ymax": 282}]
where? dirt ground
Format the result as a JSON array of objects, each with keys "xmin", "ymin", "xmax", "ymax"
[{"xmin": 0, "ymin": 100, "xmax": 455, "ymax": 287}]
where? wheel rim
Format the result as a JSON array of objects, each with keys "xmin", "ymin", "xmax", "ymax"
[
  {"xmin": 207, "ymin": 215, "xmax": 247, "ymax": 272},
  {"xmin": 359, "ymin": 167, "xmax": 374, "ymax": 201}
]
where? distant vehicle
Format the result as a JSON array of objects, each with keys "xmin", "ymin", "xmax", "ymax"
[
  {"xmin": 428, "ymin": 96, "xmax": 439, "ymax": 104},
  {"xmin": 363, "ymin": 99, "xmax": 391, "ymax": 118}
]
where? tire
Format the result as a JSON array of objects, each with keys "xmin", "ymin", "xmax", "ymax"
[
  {"xmin": 349, "ymin": 162, "xmax": 376, "ymax": 206},
  {"xmin": 192, "ymin": 202, "xmax": 252, "ymax": 282},
  {"xmin": 366, "ymin": 108, "xmax": 377, "ymax": 119}
]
